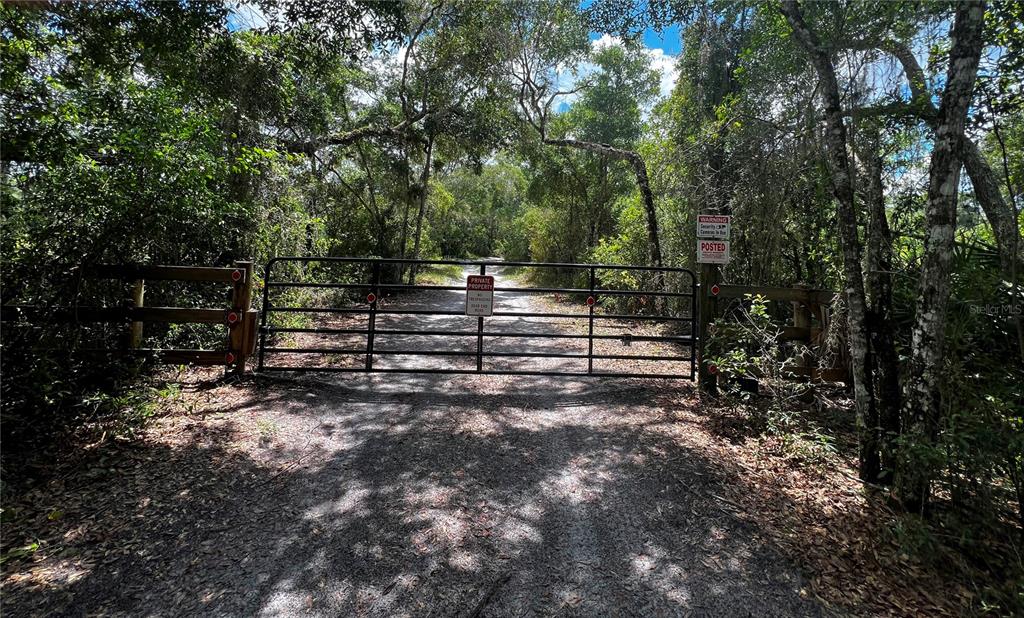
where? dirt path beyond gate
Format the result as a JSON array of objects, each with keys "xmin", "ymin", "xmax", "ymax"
[
  {"xmin": 1, "ymin": 265, "xmax": 825, "ymax": 617},
  {"xmin": 265, "ymin": 262, "xmax": 694, "ymax": 377}
]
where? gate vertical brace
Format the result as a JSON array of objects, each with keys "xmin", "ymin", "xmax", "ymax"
[
  {"xmin": 366, "ymin": 261, "xmax": 380, "ymax": 371},
  {"xmin": 689, "ymin": 271, "xmax": 697, "ymax": 380},
  {"xmin": 257, "ymin": 260, "xmax": 274, "ymax": 372},
  {"xmin": 476, "ymin": 263, "xmax": 485, "ymax": 372},
  {"xmin": 588, "ymin": 266, "xmax": 595, "ymax": 374}
]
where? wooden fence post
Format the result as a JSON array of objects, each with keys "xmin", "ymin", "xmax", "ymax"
[
  {"xmin": 792, "ymin": 296, "xmax": 813, "ymax": 372},
  {"xmin": 129, "ymin": 279, "xmax": 144, "ymax": 348},
  {"xmin": 698, "ymin": 263, "xmax": 720, "ymax": 396},
  {"xmin": 229, "ymin": 260, "xmax": 255, "ymax": 375}
]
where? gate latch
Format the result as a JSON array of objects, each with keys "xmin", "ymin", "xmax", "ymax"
[{"xmin": 621, "ymin": 333, "xmax": 633, "ymax": 347}]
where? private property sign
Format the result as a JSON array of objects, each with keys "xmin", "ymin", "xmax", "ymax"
[
  {"xmin": 697, "ymin": 214, "xmax": 731, "ymax": 240},
  {"xmin": 697, "ymin": 239, "xmax": 730, "ymax": 264},
  {"xmin": 465, "ymin": 275, "xmax": 495, "ymax": 316}
]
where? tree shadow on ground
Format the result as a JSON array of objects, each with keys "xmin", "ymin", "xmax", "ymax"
[
  {"xmin": 683, "ymin": 382, "xmax": 859, "ymax": 456},
  {"xmin": 2, "ymin": 372, "xmax": 828, "ymax": 617}
]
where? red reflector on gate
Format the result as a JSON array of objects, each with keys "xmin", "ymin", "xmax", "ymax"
[
  {"xmin": 367, "ymin": 293, "xmax": 376, "ymax": 303},
  {"xmin": 710, "ymin": 284, "xmax": 720, "ymax": 296},
  {"xmin": 586, "ymin": 296, "xmax": 595, "ymax": 306},
  {"xmin": 231, "ymin": 269, "xmax": 242, "ymax": 282},
  {"xmin": 225, "ymin": 352, "xmax": 236, "ymax": 364},
  {"xmin": 227, "ymin": 311, "xmax": 239, "ymax": 324},
  {"xmin": 708, "ymin": 363, "xmax": 718, "ymax": 375}
]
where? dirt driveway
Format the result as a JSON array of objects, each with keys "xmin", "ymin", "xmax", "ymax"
[{"xmin": 1, "ymin": 266, "xmax": 823, "ymax": 617}]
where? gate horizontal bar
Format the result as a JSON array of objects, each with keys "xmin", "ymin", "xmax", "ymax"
[
  {"xmin": 266, "ymin": 256, "xmax": 696, "ymax": 276},
  {"xmin": 266, "ymin": 280, "xmax": 693, "ymax": 298},
  {"xmin": 492, "ymin": 311, "xmax": 691, "ymax": 322},
  {"xmin": 258, "ymin": 366, "xmax": 690, "ymax": 379},
  {"xmin": 492, "ymin": 287, "xmax": 693, "ymax": 298},
  {"xmin": 268, "ymin": 307, "xmax": 692, "ymax": 322},
  {"xmin": 265, "ymin": 326, "xmax": 694, "ymax": 342},
  {"xmin": 261, "ymin": 347, "xmax": 692, "ymax": 361}
]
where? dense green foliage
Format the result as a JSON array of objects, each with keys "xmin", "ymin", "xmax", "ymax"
[{"xmin": 1, "ymin": 0, "xmax": 1022, "ymax": 609}]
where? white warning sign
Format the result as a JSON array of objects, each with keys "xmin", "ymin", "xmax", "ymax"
[
  {"xmin": 697, "ymin": 239, "xmax": 730, "ymax": 264},
  {"xmin": 465, "ymin": 275, "xmax": 494, "ymax": 316},
  {"xmin": 697, "ymin": 214, "xmax": 731, "ymax": 240}
]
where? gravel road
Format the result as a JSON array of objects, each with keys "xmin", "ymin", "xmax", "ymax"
[{"xmin": 2, "ymin": 265, "xmax": 822, "ymax": 617}]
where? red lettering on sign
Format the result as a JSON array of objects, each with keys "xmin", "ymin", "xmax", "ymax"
[{"xmin": 466, "ymin": 275, "xmax": 494, "ymax": 291}]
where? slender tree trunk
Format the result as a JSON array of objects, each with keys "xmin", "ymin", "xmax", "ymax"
[
  {"xmin": 962, "ymin": 139, "xmax": 1024, "ymax": 360},
  {"xmin": 962, "ymin": 139, "xmax": 1021, "ymax": 279},
  {"xmin": 408, "ymin": 136, "xmax": 434, "ymax": 285},
  {"xmin": 397, "ymin": 145, "xmax": 414, "ymax": 283},
  {"xmin": 860, "ymin": 126, "xmax": 902, "ymax": 480},
  {"xmin": 781, "ymin": 0, "xmax": 880, "ymax": 482},
  {"xmin": 543, "ymin": 138, "xmax": 663, "ymax": 268},
  {"xmin": 896, "ymin": 1, "xmax": 986, "ymax": 513}
]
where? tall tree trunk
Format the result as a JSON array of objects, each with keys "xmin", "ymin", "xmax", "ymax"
[
  {"xmin": 408, "ymin": 136, "xmax": 434, "ymax": 285},
  {"xmin": 397, "ymin": 145, "xmax": 414, "ymax": 283},
  {"xmin": 543, "ymin": 138, "xmax": 663, "ymax": 268},
  {"xmin": 962, "ymin": 139, "xmax": 1021, "ymax": 279},
  {"xmin": 781, "ymin": 0, "xmax": 880, "ymax": 482},
  {"xmin": 962, "ymin": 138, "xmax": 1024, "ymax": 360},
  {"xmin": 859, "ymin": 125, "xmax": 902, "ymax": 480},
  {"xmin": 896, "ymin": 0, "xmax": 986, "ymax": 513},
  {"xmin": 851, "ymin": 38, "xmax": 1022, "ymax": 356}
]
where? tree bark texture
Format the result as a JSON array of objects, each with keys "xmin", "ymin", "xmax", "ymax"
[
  {"xmin": 896, "ymin": 0, "xmax": 986, "ymax": 513},
  {"xmin": 408, "ymin": 136, "xmax": 434, "ymax": 285},
  {"xmin": 780, "ymin": 0, "xmax": 880, "ymax": 482},
  {"xmin": 859, "ymin": 126, "xmax": 902, "ymax": 479}
]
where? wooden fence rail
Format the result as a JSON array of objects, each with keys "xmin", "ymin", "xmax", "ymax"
[
  {"xmin": 698, "ymin": 280, "xmax": 850, "ymax": 393},
  {"xmin": 0, "ymin": 261, "xmax": 257, "ymax": 374}
]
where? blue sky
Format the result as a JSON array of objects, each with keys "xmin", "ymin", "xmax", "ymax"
[
  {"xmin": 641, "ymin": 24, "xmax": 682, "ymax": 55},
  {"xmin": 588, "ymin": 24, "xmax": 682, "ymax": 55}
]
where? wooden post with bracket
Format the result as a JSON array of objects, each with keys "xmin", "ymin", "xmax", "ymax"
[
  {"xmin": 697, "ymin": 263, "xmax": 721, "ymax": 397},
  {"xmin": 229, "ymin": 260, "xmax": 255, "ymax": 376}
]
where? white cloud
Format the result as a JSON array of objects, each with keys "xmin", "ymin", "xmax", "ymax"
[
  {"xmin": 590, "ymin": 33, "xmax": 619, "ymax": 51},
  {"xmin": 552, "ymin": 34, "xmax": 679, "ymax": 113},
  {"xmin": 645, "ymin": 46, "xmax": 679, "ymax": 101}
]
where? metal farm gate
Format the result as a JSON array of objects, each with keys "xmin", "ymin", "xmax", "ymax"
[{"xmin": 257, "ymin": 258, "xmax": 697, "ymax": 379}]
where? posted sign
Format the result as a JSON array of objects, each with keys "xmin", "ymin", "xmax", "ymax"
[
  {"xmin": 465, "ymin": 275, "xmax": 495, "ymax": 316},
  {"xmin": 697, "ymin": 214, "xmax": 731, "ymax": 239},
  {"xmin": 697, "ymin": 239, "xmax": 730, "ymax": 264}
]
